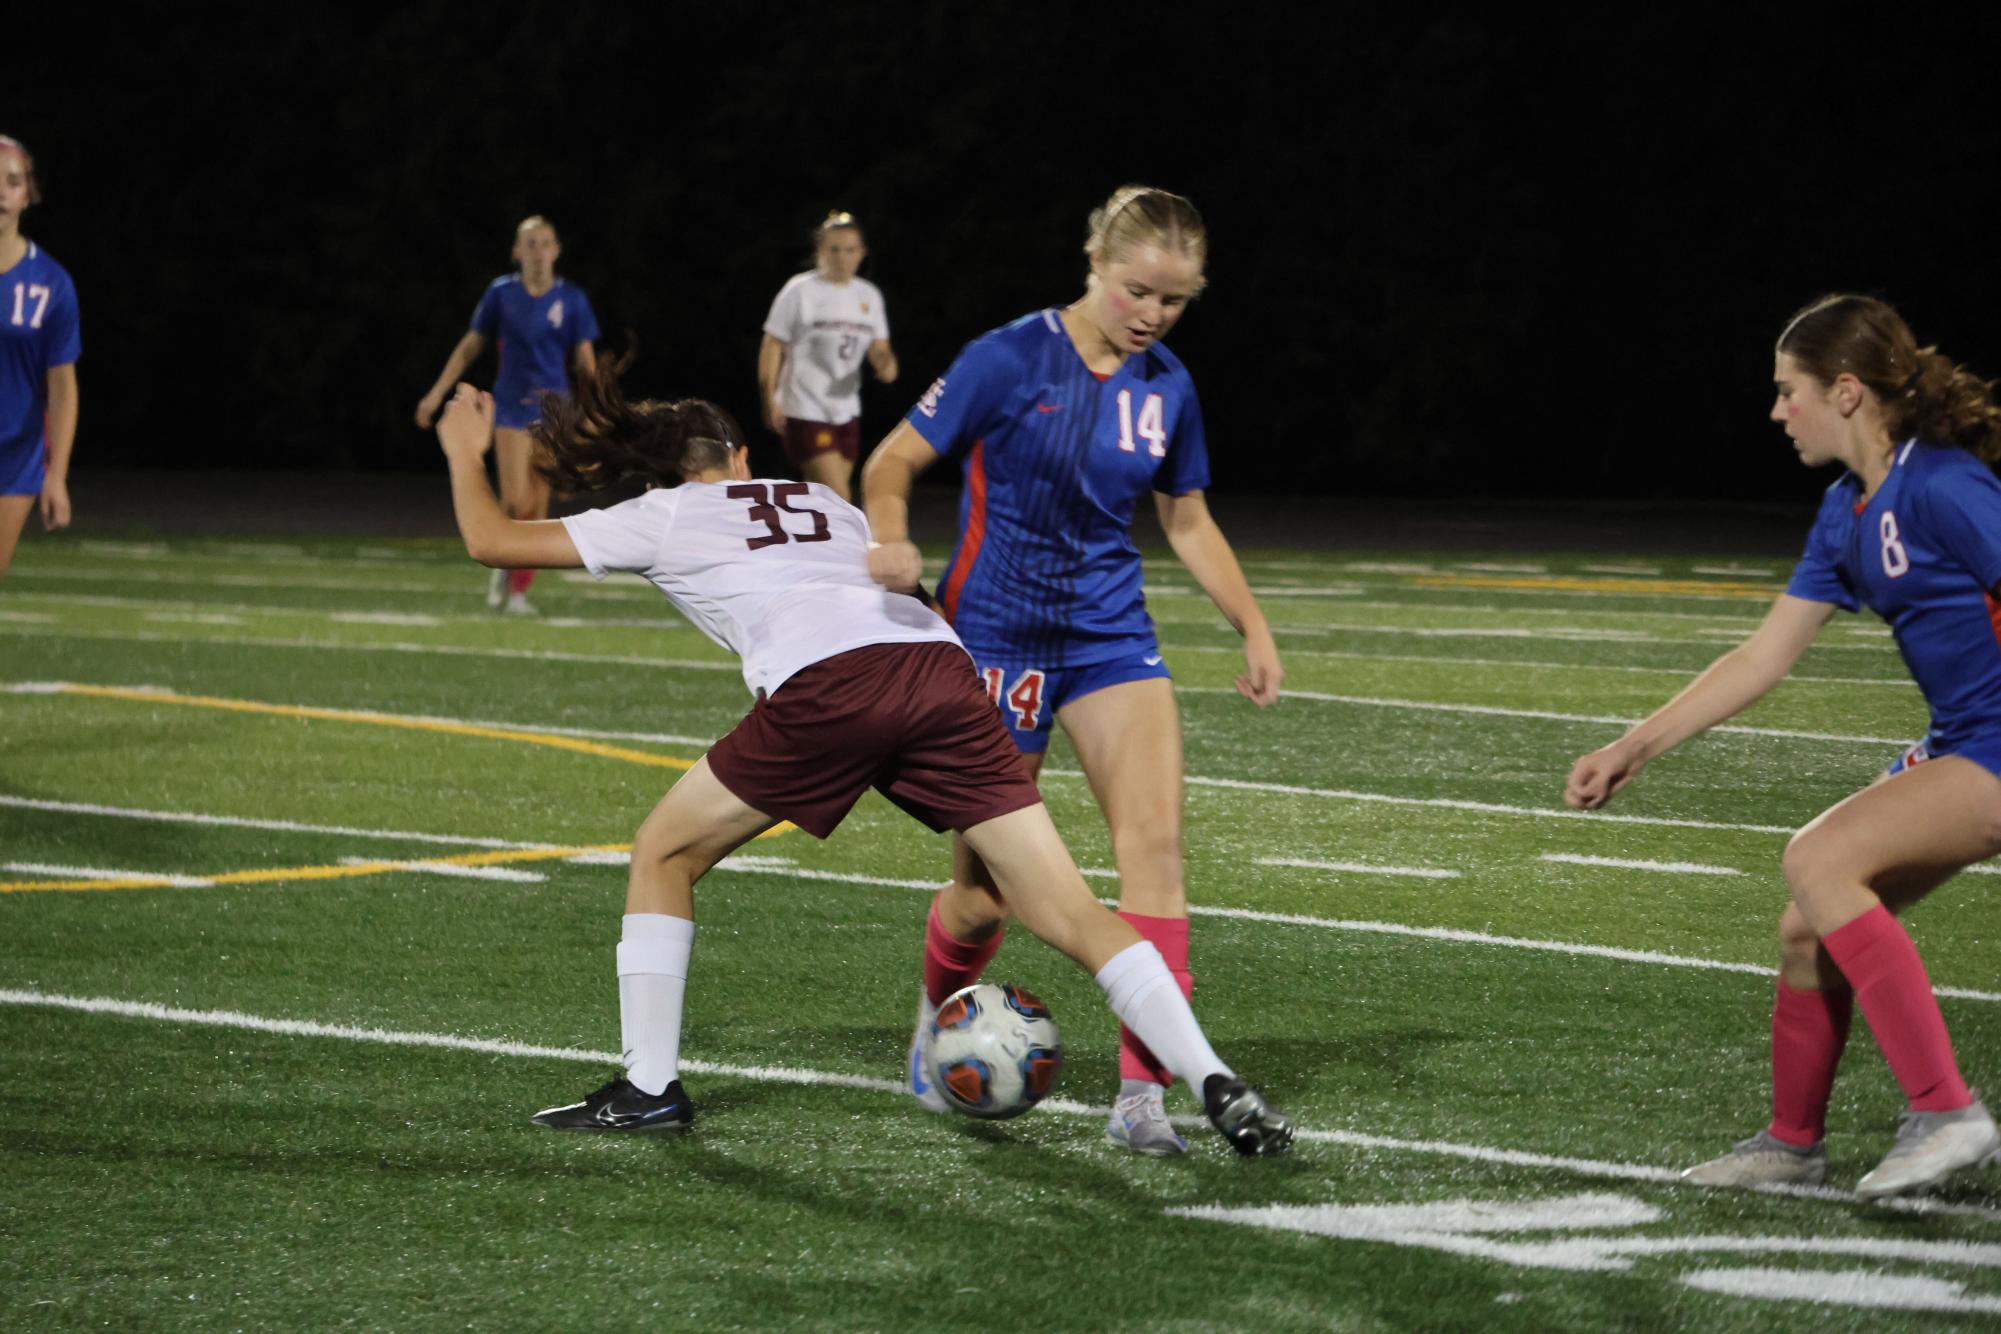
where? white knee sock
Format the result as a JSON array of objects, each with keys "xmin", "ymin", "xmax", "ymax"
[
  {"xmin": 617, "ymin": 913, "xmax": 694, "ymax": 1096},
  {"xmin": 1094, "ymin": 941, "xmax": 1230, "ymax": 1093}
]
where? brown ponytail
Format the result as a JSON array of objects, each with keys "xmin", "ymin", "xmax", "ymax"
[
  {"xmin": 1777, "ymin": 294, "xmax": 2001, "ymax": 463},
  {"xmin": 532, "ymin": 352, "xmax": 744, "ymax": 495}
]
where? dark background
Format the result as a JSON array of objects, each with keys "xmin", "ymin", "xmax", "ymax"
[{"xmin": 9, "ymin": 5, "xmax": 2001, "ymax": 503}]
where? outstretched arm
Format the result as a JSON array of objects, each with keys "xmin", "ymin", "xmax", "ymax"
[
  {"xmin": 1155, "ymin": 489, "xmax": 1282, "ymax": 706},
  {"xmin": 417, "ymin": 332, "xmax": 488, "ymax": 427},
  {"xmin": 435, "ymin": 385, "xmax": 583, "ymax": 569},
  {"xmin": 1564, "ymin": 593, "xmax": 1837, "ymax": 809},
  {"xmin": 860, "ymin": 422, "xmax": 938, "ymax": 591}
]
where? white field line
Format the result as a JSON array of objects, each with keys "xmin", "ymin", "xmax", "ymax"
[
  {"xmin": 1256, "ymin": 857, "xmax": 1460, "ymax": 880},
  {"xmin": 1693, "ymin": 566, "xmax": 1779, "ymax": 578},
  {"xmin": 4, "ymin": 986, "xmax": 1994, "ymax": 1222},
  {"xmin": 1167, "ymin": 643, "xmax": 1915, "ymax": 688},
  {"xmin": 337, "ymin": 857, "xmax": 545, "ymax": 883},
  {"xmin": 0, "ymin": 627, "xmax": 738, "ymax": 673},
  {"xmin": 2, "ymin": 862, "xmax": 214, "ymax": 887},
  {"xmin": 1253, "ymin": 621, "xmax": 1898, "ymax": 654},
  {"xmin": 1311, "ymin": 598, "xmax": 1771, "ymax": 626},
  {"xmin": 1178, "ymin": 686, "xmax": 1913, "ymax": 746},
  {"xmin": 329, "ymin": 612, "xmax": 443, "ymax": 627},
  {"xmin": 1457, "ymin": 562, "xmax": 1549, "ymax": 574},
  {"xmin": 143, "ymin": 611, "xmax": 248, "ymax": 626},
  {"xmin": 10, "ymin": 796, "xmax": 2001, "ymax": 1000},
  {"xmin": 1580, "ymin": 564, "xmax": 1662, "ymax": 576},
  {"xmin": 0, "ymin": 795, "xmax": 558, "ymax": 850},
  {"xmin": 0, "ymin": 610, "xmax": 54, "ymax": 623},
  {"xmin": 9, "ymin": 566, "xmax": 466, "ymax": 594},
  {"xmin": 77, "ymin": 540, "xmax": 172, "ymax": 559},
  {"xmin": 699, "ymin": 859, "xmax": 2001, "ymax": 1004},
  {"xmin": 0, "ymin": 589, "xmax": 681, "ymax": 632},
  {"xmin": 1540, "ymin": 854, "xmax": 1743, "ymax": 877}
]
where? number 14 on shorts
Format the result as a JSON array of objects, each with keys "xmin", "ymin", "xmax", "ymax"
[{"xmin": 982, "ymin": 667, "xmax": 1046, "ymax": 730}]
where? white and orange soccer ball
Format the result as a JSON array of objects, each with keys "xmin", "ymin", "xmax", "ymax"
[{"xmin": 926, "ymin": 983, "xmax": 1064, "ymax": 1119}]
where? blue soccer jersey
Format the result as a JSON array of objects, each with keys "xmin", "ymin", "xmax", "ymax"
[
  {"xmin": 905, "ymin": 309, "xmax": 1211, "ymax": 667},
  {"xmin": 1787, "ymin": 440, "xmax": 2001, "ymax": 757},
  {"xmin": 469, "ymin": 276, "xmax": 599, "ymax": 428},
  {"xmin": 0, "ymin": 242, "xmax": 80, "ymax": 495}
]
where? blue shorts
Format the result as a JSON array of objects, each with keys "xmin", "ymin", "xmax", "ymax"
[
  {"xmin": 966, "ymin": 639, "xmax": 1173, "ymax": 754},
  {"xmin": 1888, "ymin": 732, "xmax": 2001, "ymax": 782},
  {"xmin": 0, "ymin": 439, "xmax": 45, "ymax": 496},
  {"xmin": 493, "ymin": 392, "xmax": 547, "ymax": 431}
]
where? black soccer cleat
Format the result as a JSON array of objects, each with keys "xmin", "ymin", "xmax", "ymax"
[
  {"xmin": 1202, "ymin": 1073, "xmax": 1294, "ymax": 1157},
  {"xmin": 530, "ymin": 1076, "xmax": 694, "ymax": 1132}
]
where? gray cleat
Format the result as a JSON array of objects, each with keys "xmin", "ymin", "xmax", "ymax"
[
  {"xmin": 1682, "ymin": 1129, "xmax": 1827, "ymax": 1188},
  {"xmin": 1856, "ymin": 1099, "xmax": 2001, "ymax": 1200}
]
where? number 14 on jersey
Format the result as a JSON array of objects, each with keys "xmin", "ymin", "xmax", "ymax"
[{"xmin": 1115, "ymin": 390, "xmax": 1167, "ymax": 458}]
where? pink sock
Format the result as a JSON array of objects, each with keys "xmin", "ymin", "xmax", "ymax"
[
  {"xmin": 1767, "ymin": 978, "xmax": 1852, "ymax": 1146},
  {"xmin": 922, "ymin": 897, "xmax": 1004, "ymax": 1006},
  {"xmin": 1116, "ymin": 911, "xmax": 1191, "ymax": 1086},
  {"xmin": 508, "ymin": 568, "xmax": 536, "ymax": 596},
  {"xmin": 1822, "ymin": 905, "xmax": 1971, "ymax": 1112}
]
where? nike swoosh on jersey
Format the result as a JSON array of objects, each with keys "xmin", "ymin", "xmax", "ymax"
[
  {"xmin": 1143, "ymin": 654, "xmax": 1164, "ymax": 666},
  {"xmin": 1035, "ymin": 403, "xmax": 1064, "ymax": 413}
]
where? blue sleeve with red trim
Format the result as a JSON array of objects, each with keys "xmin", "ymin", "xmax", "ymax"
[
  {"xmin": 1916, "ymin": 452, "xmax": 2001, "ymax": 593},
  {"xmin": 904, "ymin": 332, "xmax": 1022, "ymax": 459},
  {"xmin": 1785, "ymin": 480, "xmax": 1860, "ymax": 612},
  {"xmin": 1153, "ymin": 374, "xmax": 1211, "ymax": 495}
]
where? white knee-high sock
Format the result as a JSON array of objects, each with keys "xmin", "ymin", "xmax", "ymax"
[
  {"xmin": 1094, "ymin": 941, "xmax": 1230, "ymax": 1093},
  {"xmin": 617, "ymin": 913, "xmax": 694, "ymax": 1096}
]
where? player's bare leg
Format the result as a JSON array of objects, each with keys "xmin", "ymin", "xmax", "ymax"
[
  {"xmin": 491, "ymin": 426, "xmax": 549, "ymax": 613},
  {"xmin": 0, "ymin": 494, "xmax": 34, "ymax": 578},
  {"xmin": 799, "ymin": 449, "xmax": 853, "ymax": 504},
  {"xmin": 533, "ymin": 759, "xmax": 777, "ymax": 1132},
  {"xmin": 1776, "ymin": 756, "xmax": 2001, "ymax": 1196},
  {"xmin": 961, "ymin": 804, "xmax": 1291, "ymax": 1156},
  {"xmin": 905, "ymin": 755, "xmax": 1035, "ymax": 1110},
  {"xmin": 1057, "ymin": 678, "xmax": 1192, "ymax": 1151}
]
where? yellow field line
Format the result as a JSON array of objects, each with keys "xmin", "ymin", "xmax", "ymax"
[
  {"xmin": 1411, "ymin": 573, "xmax": 1781, "ymax": 600},
  {"xmin": 46, "ymin": 683, "xmax": 699, "ymax": 770},
  {"xmin": 0, "ymin": 841, "xmax": 634, "ymax": 894},
  {"xmin": 5, "ymin": 684, "xmax": 795, "ymax": 893}
]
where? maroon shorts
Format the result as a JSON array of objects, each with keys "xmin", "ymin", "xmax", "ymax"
[
  {"xmin": 706, "ymin": 640, "xmax": 1042, "ymax": 839},
  {"xmin": 781, "ymin": 418, "xmax": 861, "ymax": 465}
]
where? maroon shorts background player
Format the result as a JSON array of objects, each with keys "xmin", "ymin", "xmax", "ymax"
[
  {"xmin": 707, "ymin": 641, "xmax": 1039, "ymax": 838},
  {"xmin": 780, "ymin": 417, "xmax": 860, "ymax": 466}
]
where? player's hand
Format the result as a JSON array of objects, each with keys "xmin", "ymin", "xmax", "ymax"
[
  {"xmin": 867, "ymin": 539, "xmax": 923, "ymax": 593},
  {"xmin": 415, "ymin": 389, "xmax": 446, "ymax": 429},
  {"xmin": 38, "ymin": 476, "xmax": 71, "ymax": 531},
  {"xmin": 435, "ymin": 384, "xmax": 496, "ymax": 464},
  {"xmin": 1564, "ymin": 741, "xmax": 1646, "ymax": 810},
  {"xmin": 764, "ymin": 401, "xmax": 787, "ymax": 434},
  {"xmin": 1236, "ymin": 625, "xmax": 1283, "ymax": 706}
]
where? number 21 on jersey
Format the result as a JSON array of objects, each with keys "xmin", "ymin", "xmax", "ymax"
[{"xmin": 982, "ymin": 666, "xmax": 1046, "ymax": 730}]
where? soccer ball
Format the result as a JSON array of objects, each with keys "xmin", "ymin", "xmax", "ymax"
[{"xmin": 927, "ymin": 982, "xmax": 1064, "ymax": 1119}]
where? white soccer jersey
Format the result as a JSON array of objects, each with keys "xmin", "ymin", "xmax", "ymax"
[
  {"xmin": 561, "ymin": 478, "xmax": 958, "ymax": 697},
  {"xmin": 762, "ymin": 273, "xmax": 890, "ymax": 426}
]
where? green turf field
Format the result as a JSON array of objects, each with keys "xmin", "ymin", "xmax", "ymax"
[{"xmin": 6, "ymin": 532, "xmax": 2001, "ymax": 1330}]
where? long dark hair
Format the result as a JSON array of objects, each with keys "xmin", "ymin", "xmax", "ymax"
[
  {"xmin": 1778, "ymin": 294, "xmax": 2001, "ymax": 462},
  {"xmin": 532, "ymin": 353, "xmax": 744, "ymax": 495}
]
